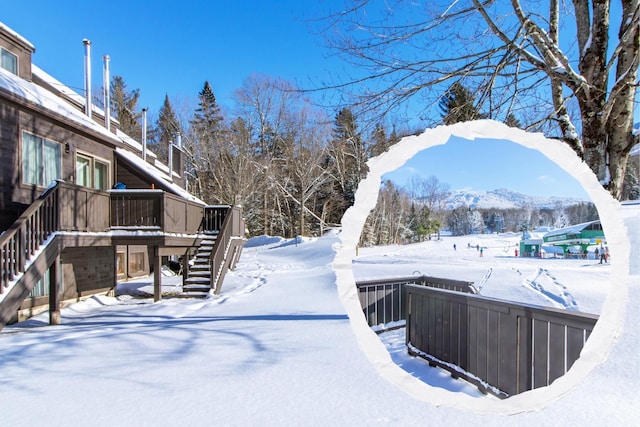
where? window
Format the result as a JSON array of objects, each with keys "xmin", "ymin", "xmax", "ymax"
[
  {"xmin": 1, "ymin": 48, "xmax": 18, "ymax": 75},
  {"xmin": 22, "ymin": 131, "xmax": 62, "ymax": 187},
  {"xmin": 76, "ymin": 153, "xmax": 110, "ymax": 190}
]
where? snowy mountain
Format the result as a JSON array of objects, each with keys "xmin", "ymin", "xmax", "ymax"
[{"xmin": 444, "ymin": 188, "xmax": 589, "ymax": 210}]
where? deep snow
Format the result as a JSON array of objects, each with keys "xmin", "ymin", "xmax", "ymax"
[{"xmin": 1, "ymin": 121, "xmax": 638, "ymax": 426}]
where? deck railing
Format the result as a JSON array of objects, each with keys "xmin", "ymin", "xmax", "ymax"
[
  {"xmin": 3, "ymin": 185, "xmax": 210, "ymax": 293},
  {"xmin": 356, "ymin": 275, "xmax": 477, "ymax": 327},
  {"xmin": 110, "ymin": 190, "xmax": 205, "ymax": 234},
  {"xmin": 110, "ymin": 190, "xmax": 163, "ymax": 228},
  {"xmin": 202, "ymin": 205, "xmax": 229, "ymax": 233},
  {"xmin": 405, "ymin": 284, "xmax": 598, "ymax": 398}
]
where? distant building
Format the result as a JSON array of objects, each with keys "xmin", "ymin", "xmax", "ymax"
[
  {"xmin": 518, "ymin": 220, "xmax": 605, "ymax": 258},
  {"xmin": 542, "ymin": 220, "xmax": 605, "ymax": 258}
]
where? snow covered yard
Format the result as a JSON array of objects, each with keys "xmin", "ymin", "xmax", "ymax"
[
  {"xmin": 1, "ymin": 119, "xmax": 638, "ymax": 425},
  {"xmin": 353, "ymin": 231, "xmax": 611, "ymax": 316},
  {"xmin": 1, "ymin": 202, "xmax": 636, "ymax": 426}
]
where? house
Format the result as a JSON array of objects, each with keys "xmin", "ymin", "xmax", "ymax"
[{"xmin": 0, "ymin": 22, "xmax": 245, "ymax": 330}]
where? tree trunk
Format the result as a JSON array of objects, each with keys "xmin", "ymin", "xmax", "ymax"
[
  {"xmin": 581, "ymin": 114, "xmax": 609, "ymax": 185},
  {"xmin": 605, "ymin": 0, "xmax": 640, "ymax": 198}
]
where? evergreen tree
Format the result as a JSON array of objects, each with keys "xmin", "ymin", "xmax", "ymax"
[
  {"xmin": 439, "ymin": 81, "xmax": 484, "ymax": 125},
  {"xmin": 369, "ymin": 123, "xmax": 389, "ymax": 157},
  {"xmin": 447, "ymin": 207, "xmax": 483, "ymax": 236},
  {"xmin": 191, "ymin": 81, "xmax": 224, "ymax": 134},
  {"xmin": 329, "ymin": 107, "xmax": 368, "ymax": 214},
  {"xmin": 152, "ymin": 94, "xmax": 181, "ymax": 164},
  {"xmin": 110, "ymin": 75, "xmax": 142, "ymax": 140},
  {"xmin": 186, "ymin": 81, "xmax": 226, "ymax": 203}
]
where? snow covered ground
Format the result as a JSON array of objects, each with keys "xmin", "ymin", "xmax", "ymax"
[
  {"xmin": 1, "ymin": 122, "xmax": 638, "ymax": 425},
  {"xmin": 354, "ymin": 231, "xmax": 610, "ymax": 315},
  {"xmin": 0, "ymin": 205, "xmax": 635, "ymax": 426}
]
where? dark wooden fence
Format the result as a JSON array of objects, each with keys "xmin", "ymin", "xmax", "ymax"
[
  {"xmin": 110, "ymin": 190, "xmax": 204, "ymax": 233},
  {"xmin": 203, "ymin": 205, "xmax": 229, "ymax": 233},
  {"xmin": 405, "ymin": 284, "xmax": 598, "ymax": 398},
  {"xmin": 58, "ymin": 185, "xmax": 110, "ymax": 232},
  {"xmin": 356, "ymin": 275, "xmax": 477, "ymax": 327}
]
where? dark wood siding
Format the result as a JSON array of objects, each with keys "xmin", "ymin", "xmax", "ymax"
[
  {"xmin": 60, "ymin": 246, "xmax": 115, "ymax": 298},
  {"xmin": 0, "ymin": 101, "xmax": 117, "ymax": 225},
  {"xmin": 0, "ymin": 102, "xmax": 21, "ymax": 228},
  {"xmin": 116, "ymin": 159, "xmax": 155, "ymax": 189},
  {"xmin": 0, "ymin": 28, "xmax": 34, "ymax": 81}
]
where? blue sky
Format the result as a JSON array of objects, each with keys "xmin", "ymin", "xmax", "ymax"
[
  {"xmin": 1, "ymin": 0, "xmax": 336, "ymax": 112},
  {"xmin": 382, "ymin": 136, "xmax": 591, "ymax": 199},
  {"xmin": 0, "ymin": 2, "xmax": 626, "ymax": 199}
]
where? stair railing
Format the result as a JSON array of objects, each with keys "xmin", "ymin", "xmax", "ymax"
[
  {"xmin": 207, "ymin": 205, "xmax": 245, "ymax": 294},
  {"xmin": 1, "ymin": 182, "xmax": 60, "ymax": 293}
]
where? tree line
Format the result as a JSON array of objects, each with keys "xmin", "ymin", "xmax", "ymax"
[
  {"xmin": 101, "ymin": 2, "xmax": 637, "ymax": 244},
  {"xmin": 106, "ymin": 74, "xmax": 403, "ymax": 238},
  {"xmin": 105, "ymin": 67, "xmax": 628, "ymax": 241}
]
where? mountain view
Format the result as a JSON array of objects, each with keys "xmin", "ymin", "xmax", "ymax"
[{"xmin": 444, "ymin": 188, "xmax": 589, "ymax": 210}]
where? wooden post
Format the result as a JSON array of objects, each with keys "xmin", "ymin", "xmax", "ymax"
[
  {"xmin": 49, "ymin": 255, "xmax": 61, "ymax": 325},
  {"xmin": 151, "ymin": 245, "xmax": 162, "ymax": 302},
  {"xmin": 182, "ymin": 250, "xmax": 189, "ymax": 287}
]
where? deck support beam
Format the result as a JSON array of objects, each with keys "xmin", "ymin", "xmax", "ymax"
[
  {"xmin": 151, "ymin": 245, "xmax": 162, "ymax": 302},
  {"xmin": 49, "ymin": 255, "xmax": 61, "ymax": 325}
]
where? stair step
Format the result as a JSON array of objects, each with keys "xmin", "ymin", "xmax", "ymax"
[
  {"xmin": 184, "ymin": 276, "xmax": 211, "ymax": 286},
  {"xmin": 189, "ymin": 271, "xmax": 210, "ymax": 277},
  {"xmin": 175, "ymin": 292, "xmax": 208, "ymax": 299},
  {"xmin": 183, "ymin": 285, "xmax": 211, "ymax": 292}
]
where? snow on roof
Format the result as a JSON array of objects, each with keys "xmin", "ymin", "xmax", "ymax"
[
  {"xmin": 0, "ymin": 66, "xmax": 119, "ymax": 144},
  {"xmin": 30, "ymin": 66, "xmax": 161, "ymax": 161},
  {"xmin": 115, "ymin": 147, "xmax": 206, "ymax": 205},
  {"xmin": 0, "ymin": 21, "xmax": 35, "ymax": 51},
  {"xmin": 543, "ymin": 220, "xmax": 600, "ymax": 238},
  {"xmin": 31, "ymin": 64, "xmax": 113, "ymax": 121},
  {"xmin": 1, "ymin": 61, "xmax": 203, "ymax": 206}
]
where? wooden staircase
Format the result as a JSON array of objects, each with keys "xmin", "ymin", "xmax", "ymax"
[
  {"xmin": 1, "ymin": 184, "xmax": 61, "ymax": 329},
  {"xmin": 181, "ymin": 235, "xmax": 217, "ymax": 297}
]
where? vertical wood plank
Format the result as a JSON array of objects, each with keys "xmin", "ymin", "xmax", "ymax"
[
  {"xmin": 49, "ymin": 255, "xmax": 61, "ymax": 325},
  {"xmin": 151, "ymin": 245, "xmax": 161, "ymax": 302}
]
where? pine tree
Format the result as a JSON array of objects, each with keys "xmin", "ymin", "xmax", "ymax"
[
  {"xmin": 326, "ymin": 107, "xmax": 368, "ymax": 221},
  {"xmin": 151, "ymin": 94, "xmax": 181, "ymax": 164},
  {"xmin": 369, "ymin": 123, "xmax": 389, "ymax": 157},
  {"xmin": 439, "ymin": 81, "xmax": 484, "ymax": 125},
  {"xmin": 110, "ymin": 75, "xmax": 142, "ymax": 140},
  {"xmin": 187, "ymin": 81, "xmax": 226, "ymax": 203},
  {"xmin": 191, "ymin": 81, "xmax": 223, "ymax": 134}
]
